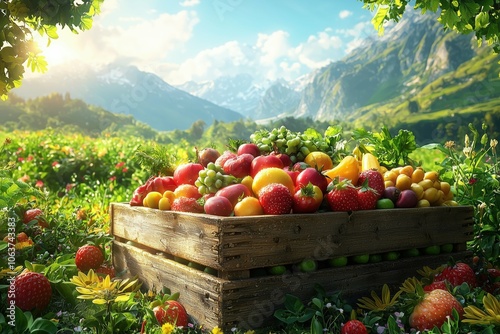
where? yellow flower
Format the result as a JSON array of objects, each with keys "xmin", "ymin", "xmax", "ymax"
[
  {"xmin": 212, "ymin": 326, "xmax": 224, "ymax": 334},
  {"xmin": 357, "ymin": 284, "xmax": 402, "ymax": 311},
  {"xmin": 162, "ymin": 322, "xmax": 175, "ymax": 334},
  {"xmin": 400, "ymin": 276, "xmax": 421, "ymax": 294},
  {"xmin": 463, "ymin": 293, "xmax": 500, "ymax": 326},
  {"xmin": 0, "ymin": 266, "xmax": 22, "ymax": 279},
  {"xmin": 15, "ymin": 240, "xmax": 34, "ymax": 250}
]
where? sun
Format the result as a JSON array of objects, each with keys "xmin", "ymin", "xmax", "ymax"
[{"xmin": 39, "ymin": 42, "xmax": 72, "ymax": 66}]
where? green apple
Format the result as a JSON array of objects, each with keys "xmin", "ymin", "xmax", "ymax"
[
  {"xmin": 351, "ymin": 254, "xmax": 370, "ymax": 264},
  {"xmin": 267, "ymin": 265, "xmax": 287, "ymax": 275},
  {"xmin": 299, "ymin": 259, "xmax": 318, "ymax": 272},
  {"xmin": 328, "ymin": 256, "xmax": 348, "ymax": 267},
  {"xmin": 423, "ymin": 245, "xmax": 441, "ymax": 255},
  {"xmin": 440, "ymin": 243, "xmax": 454, "ymax": 253},
  {"xmin": 383, "ymin": 251, "xmax": 400, "ymax": 261},
  {"xmin": 187, "ymin": 261, "xmax": 205, "ymax": 270},
  {"xmin": 369, "ymin": 254, "xmax": 383, "ymax": 263},
  {"xmin": 376, "ymin": 198, "xmax": 395, "ymax": 209},
  {"xmin": 173, "ymin": 256, "xmax": 189, "ymax": 265},
  {"xmin": 403, "ymin": 248, "xmax": 420, "ymax": 257},
  {"xmin": 203, "ymin": 267, "xmax": 217, "ymax": 275}
]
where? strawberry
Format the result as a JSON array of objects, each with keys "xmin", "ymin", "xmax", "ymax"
[
  {"xmin": 153, "ymin": 300, "xmax": 189, "ymax": 327},
  {"xmin": 23, "ymin": 208, "xmax": 49, "ymax": 228},
  {"xmin": 341, "ymin": 319, "xmax": 368, "ymax": 334},
  {"xmin": 95, "ymin": 263, "xmax": 116, "ymax": 279},
  {"xmin": 75, "ymin": 244, "xmax": 105, "ymax": 272},
  {"xmin": 357, "ymin": 179, "xmax": 379, "ymax": 210},
  {"xmin": 9, "ymin": 271, "xmax": 52, "ymax": 313},
  {"xmin": 258, "ymin": 183, "xmax": 293, "ymax": 215},
  {"xmin": 423, "ymin": 280, "xmax": 448, "ymax": 292},
  {"xmin": 434, "ymin": 262, "xmax": 477, "ymax": 288},
  {"xmin": 409, "ymin": 289, "xmax": 464, "ymax": 331},
  {"xmin": 326, "ymin": 179, "xmax": 359, "ymax": 211},
  {"xmin": 171, "ymin": 197, "xmax": 204, "ymax": 213},
  {"xmin": 357, "ymin": 169, "xmax": 384, "ymax": 199}
]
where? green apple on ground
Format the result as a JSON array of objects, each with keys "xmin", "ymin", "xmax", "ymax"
[
  {"xmin": 441, "ymin": 243, "xmax": 454, "ymax": 253},
  {"xmin": 351, "ymin": 254, "xmax": 370, "ymax": 264},
  {"xmin": 299, "ymin": 259, "xmax": 318, "ymax": 272},
  {"xmin": 328, "ymin": 256, "xmax": 348, "ymax": 267},
  {"xmin": 267, "ymin": 265, "xmax": 287, "ymax": 275},
  {"xmin": 423, "ymin": 245, "xmax": 441, "ymax": 255}
]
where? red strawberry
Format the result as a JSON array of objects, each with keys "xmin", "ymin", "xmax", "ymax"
[
  {"xmin": 326, "ymin": 180, "xmax": 359, "ymax": 211},
  {"xmin": 409, "ymin": 289, "xmax": 464, "ymax": 331},
  {"xmin": 95, "ymin": 263, "xmax": 116, "ymax": 279},
  {"xmin": 341, "ymin": 319, "xmax": 368, "ymax": 334},
  {"xmin": 258, "ymin": 183, "xmax": 293, "ymax": 215},
  {"xmin": 23, "ymin": 208, "xmax": 49, "ymax": 228},
  {"xmin": 153, "ymin": 300, "xmax": 189, "ymax": 327},
  {"xmin": 75, "ymin": 244, "xmax": 105, "ymax": 272},
  {"xmin": 434, "ymin": 262, "xmax": 477, "ymax": 288},
  {"xmin": 357, "ymin": 179, "xmax": 379, "ymax": 210},
  {"xmin": 423, "ymin": 280, "xmax": 448, "ymax": 292},
  {"xmin": 357, "ymin": 169, "xmax": 384, "ymax": 199},
  {"xmin": 171, "ymin": 197, "xmax": 204, "ymax": 213},
  {"xmin": 9, "ymin": 271, "xmax": 52, "ymax": 313}
]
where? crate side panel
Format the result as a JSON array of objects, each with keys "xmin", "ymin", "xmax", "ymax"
[
  {"xmin": 112, "ymin": 240, "xmax": 223, "ymax": 329},
  {"xmin": 111, "ymin": 203, "xmax": 221, "ymax": 268},
  {"xmin": 218, "ymin": 251, "xmax": 472, "ymax": 330}
]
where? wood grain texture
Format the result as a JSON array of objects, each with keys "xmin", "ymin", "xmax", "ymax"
[{"xmin": 111, "ymin": 203, "xmax": 474, "ymax": 272}]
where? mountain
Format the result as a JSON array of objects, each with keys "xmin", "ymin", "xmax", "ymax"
[
  {"xmin": 178, "ymin": 74, "xmax": 266, "ymax": 118},
  {"xmin": 293, "ymin": 10, "xmax": 500, "ymax": 127},
  {"xmin": 14, "ymin": 64, "xmax": 243, "ymax": 131}
]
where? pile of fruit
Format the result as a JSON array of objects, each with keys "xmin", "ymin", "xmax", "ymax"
[{"xmin": 129, "ymin": 127, "xmax": 456, "ymax": 217}]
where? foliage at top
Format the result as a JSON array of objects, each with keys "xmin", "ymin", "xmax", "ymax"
[
  {"xmin": 361, "ymin": 0, "xmax": 500, "ymax": 53},
  {"xmin": 0, "ymin": 0, "xmax": 104, "ymax": 99}
]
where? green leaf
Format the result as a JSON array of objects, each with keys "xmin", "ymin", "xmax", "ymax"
[
  {"xmin": 43, "ymin": 25, "xmax": 59, "ymax": 39},
  {"xmin": 29, "ymin": 318, "xmax": 58, "ymax": 334},
  {"xmin": 459, "ymin": 1, "xmax": 480, "ymax": 22},
  {"xmin": 440, "ymin": 9, "xmax": 460, "ymax": 29},
  {"xmin": 14, "ymin": 307, "xmax": 28, "ymax": 332},
  {"xmin": 475, "ymin": 11, "xmax": 490, "ymax": 29},
  {"xmin": 372, "ymin": 5, "xmax": 390, "ymax": 34}
]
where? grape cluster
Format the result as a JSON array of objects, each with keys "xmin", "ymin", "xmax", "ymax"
[
  {"xmin": 250, "ymin": 126, "xmax": 338, "ymax": 163},
  {"xmin": 195, "ymin": 162, "xmax": 237, "ymax": 195}
]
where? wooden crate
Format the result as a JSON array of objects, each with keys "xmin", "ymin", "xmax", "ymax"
[{"xmin": 110, "ymin": 203, "xmax": 474, "ymax": 330}]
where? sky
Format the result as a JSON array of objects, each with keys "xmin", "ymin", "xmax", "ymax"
[{"xmin": 35, "ymin": 0, "xmax": 379, "ymax": 86}]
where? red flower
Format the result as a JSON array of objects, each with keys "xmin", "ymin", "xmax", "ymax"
[
  {"xmin": 122, "ymin": 167, "xmax": 128, "ymax": 173},
  {"xmin": 35, "ymin": 180, "xmax": 44, "ymax": 188},
  {"xmin": 52, "ymin": 161, "xmax": 60, "ymax": 168},
  {"xmin": 468, "ymin": 178, "xmax": 477, "ymax": 185},
  {"xmin": 115, "ymin": 162, "xmax": 125, "ymax": 168},
  {"xmin": 109, "ymin": 176, "xmax": 117, "ymax": 182}
]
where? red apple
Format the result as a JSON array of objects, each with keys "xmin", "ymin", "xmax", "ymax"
[
  {"xmin": 271, "ymin": 152, "xmax": 293, "ymax": 168},
  {"xmin": 198, "ymin": 147, "xmax": 221, "ymax": 167},
  {"xmin": 173, "ymin": 163, "xmax": 204, "ymax": 186},
  {"xmin": 250, "ymin": 155, "xmax": 284, "ymax": 178},
  {"xmin": 204, "ymin": 196, "xmax": 233, "ymax": 216},
  {"xmin": 295, "ymin": 167, "xmax": 329, "ymax": 194},
  {"xmin": 215, "ymin": 183, "xmax": 252, "ymax": 207},
  {"xmin": 223, "ymin": 153, "xmax": 254, "ymax": 178},
  {"xmin": 215, "ymin": 150, "xmax": 237, "ymax": 168},
  {"xmin": 237, "ymin": 143, "xmax": 261, "ymax": 157}
]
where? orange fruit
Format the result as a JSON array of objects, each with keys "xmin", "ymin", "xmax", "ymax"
[
  {"xmin": 143, "ymin": 191, "xmax": 163, "ymax": 209},
  {"xmin": 174, "ymin": 184, "xmax": 201, "ymax": 199},
  {"xmin": 411, "ymin": 167, "xmax": 425, "ymax": 183},
  {"xmin": 234, "ymin": 197, "xmax": 264, "ymax": 216},
  {"xmin": 399, "ymin": 165, "xmax": 414, "ymax": 178},
  {"xmin": 163, "ymin": 190, "xmax": 176, "ymax": 203},
  {"xmin": 395, "ymin": 174, "xmax": 412, "ymax": 191},
  {"xmin": 323, "ymin": 155, "xmax": 360, "ymax": 185},
  {"xmin": 252, "ymin": 167, "xmax": 295, "ymax": 197},
  {"xmin": 304, "ymin": 151, "xmax": 334, "ymax": 170}
]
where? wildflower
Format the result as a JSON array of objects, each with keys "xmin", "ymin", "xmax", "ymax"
[
  {"xmin": 444, "ymin": 141, "xmax": 455, "ymax": 149},
  {"xmin": 463, "ymin": 293, "xmax": 500, "ymax": 326},
  {"xmin": 357, "ymin": 284, "xmax": 402, "ymax": 311},
  {"xmin": 15, "ymin": 240, "xmax": 34, "ymax": 250},
  {"xmin": 0, "ymin": 266, "xmax": 23, "ymax": 279},
  {"xmin": 52, "ymin": 161, "xmax": 60, "ymax": 168},
  {"xmin": 71, "ymin": 273, "xmax": 140, "ymax": 305},
  {"xmin": 35, "ymin": 180, "xmax": 44, "ymax": 188},
  {"xmin": 468, "ymin": 178, "xmax": 477, "ymax": 185},
  {"xmin": 161, "ymin": 322, "xmax": 175, "ymax": 334},
  {"xmin": 400, "ymin": 276, "xmax": 421, "ymax": 294},
  {"xmin": 491, "ymin": 139, "xmax": 498, "ymax": 150},
  {"xmin": 463, "ymin": 146, "xmax": 473, "ymax": 157},
  {"xmin": 115, "ymin": 161, "xmax": 125, "ymax": 168},
  {"xmin": 4, "ymin": 137, "xmax": 11, "ymax": 144},
  {"xmin": 212, "ymin": 326, "xmax": 224, "ymax": 334}
]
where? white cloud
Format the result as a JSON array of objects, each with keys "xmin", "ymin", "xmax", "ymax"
[
  {"xmin": 339, "ymin": 10, "xmax": 353, "ymax": 19},
  {"xmin": 180, "ymin": 0, "xmax": 200, "ymax": 6}
]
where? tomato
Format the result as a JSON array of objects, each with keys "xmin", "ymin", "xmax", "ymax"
[{"xmin": 292, "ymin": 183, "xmax": 323, "ymax": 213}]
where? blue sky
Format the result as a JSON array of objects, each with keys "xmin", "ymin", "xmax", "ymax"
[{"xmin": 38, "ymin": 0, "xmax": 378, "ymax": 85}]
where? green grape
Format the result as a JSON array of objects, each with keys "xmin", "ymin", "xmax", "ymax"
[
  {"xmin": 215, "ymin": 179, "xmax": 223, "ymax": 188},
  {"xmin": 206, "ymin": 169, "xmax": 216, "ymax": 178},
  {"xmin": 198, "ymin": 185, "xmax": 208, "ymax": 195},
  {"xmin": 204, "ymin": 177, "xmax": 214, "ymax": 187}
]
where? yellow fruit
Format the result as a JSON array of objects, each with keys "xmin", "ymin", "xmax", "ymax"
[
  {"xmin": 443, "ymin": 190, "xmax": 454, "ymax": 201},
  {"xmin": 323, "ymin": 155, "xmax": 360, "ymax": 185},
  {"xmin": 395, "ymin": 174, "xmax": 412, "ymax": 191},
  {"xmin": 423, "ymin": 187, "xmax": 439, "ymax": 203},
  {"xmin": 304, "ymin": 151, "xmax": 334, "ymax": 170},
  {"xmin": 163, "ymin": 190, "xmax": 176, "ymax": 203},
  {"xmin": 252, "ymin": 167, "xmax": 295, "ymax": 197},
  {"xmin": 417, "ymin": 199, "xmax": 431, "ymax": 207},
  {"xmin": 424, "ymin": 171, "xmax": 439, "ymax": 183},
  {"xmin": 384, "ymin": 180, "xmax": 394, "ymax": 188},
  {"xmin": 234, "ymin": 196, "xmax": 264, "ymax": 216},
  {"xmin": 391, "ymin": 166, "xmax": 403, "ymax": 175},
  {"xmin": 411, "ymin": 167, "xmax": 425, "ymax": 183},
  {"xmin": 442, "ymin": 200, "xmax": 458, "ymax": 206},
  {"xmin": 158, "ymin": 197, "xmax": 171, "ymax": 211},
  {"xmin": 241, "ymin": 176, "xmax": 254, "ymax": 195},
  {"xmin": 384, "ymin": 170, "xmax": 398, "ymax": 184},
  {"xmin": 399, "ymin": 165, "xmax": 414, "ymax": 178},
  {"xmin": 379, "ymin": 166, "xmax": 388, "ymax": 174},
  {"xmin": 418, "ymin": 179, "xmax": 434, "ymax": 190},
  {"xmin": 433, "ymin": 181, "xmax": 441, "ymax": 190},
  {"xmin": 361, "ymin": 152, "xmax": 381, "ymax": 172},
  {"xmin": 143, "ymin": 191, "xmax": 163, "ymax": 209},
  {"xmin": 440, "ymin": 181, "xmax": 451, "ymax": 195},
  {"xmin": 410, "ymin": 183, "xmax": 424, "ymax": 200}
]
